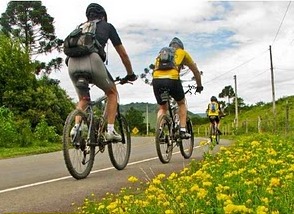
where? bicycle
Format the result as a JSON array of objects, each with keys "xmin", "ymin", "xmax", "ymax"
[
  {"xmin": 155, "ymin": 85, "xmax": 198, "ymax": 163},
  {"xmin": 62, "ymin": 75, "xmax": 131, "ymax": 180},
  {"xmin": 209, "ymin": 116, "xmax": 220, "ymax": 145}
]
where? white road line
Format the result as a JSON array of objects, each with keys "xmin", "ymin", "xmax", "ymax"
[{"xmin": 0, "ymin": 145, "xmax": 202, "ymax": 194}]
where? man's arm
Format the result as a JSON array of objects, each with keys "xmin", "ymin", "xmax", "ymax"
[
  {"xmin": 187, "ymin": 61, "xmax": 202, "ymax": 87},
  {"xmin": 114, "ymin": 44, "xmax": 134, "ymax": 75}
]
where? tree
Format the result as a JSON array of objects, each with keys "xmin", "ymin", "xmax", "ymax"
[
  {"xmin": 219, "ymin": 85, "xmax": 235, "ymax": 104},
  {"xmin": 0, "ymin": 1, "xmax": 63, "ymax": 74},
  {"xmin": 125, "ymin": 107, "xmax": 146, "ymax": 134},
  {"xmin": 0, "ymin": 33, "xmax": 35, "ymax": 106},
  {"xmin": 0, "ymin": 33, "xmax": 74, "ymax": 135}
]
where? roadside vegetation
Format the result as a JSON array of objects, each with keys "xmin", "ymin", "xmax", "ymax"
[{"xmin": 75, "ymin": 133, "xmax": 294, "ymax": 213}]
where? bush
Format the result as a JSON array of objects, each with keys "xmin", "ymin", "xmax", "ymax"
[
  {"xmin": 15, "ymin": 119, "xmax": 34, "ymax": 147},
  {"xmin": 33, "ymin": 115, "xmax": 60, "ymax": 146},
  {"xmin": 0, "ymin": 107, "xmax": 20, "ymax": 147}
]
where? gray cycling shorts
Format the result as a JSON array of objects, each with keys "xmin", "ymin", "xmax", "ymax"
[{"xmin": 68, "ymin": 53, "xmax": 115, "ymax": 99}]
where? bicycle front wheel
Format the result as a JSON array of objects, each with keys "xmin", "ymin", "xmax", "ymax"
[
  {"xmin": 108, "ymin": 114, "xmax": 131, "ymax": 170},
  {"xmin": 179, "ymin": 117, "xmax": 194, "ymax": 159},
  {"xmin": 155, "ymin": 114, "xmax": 172, "ymax": 163},
  {"xmin": 62, "ymin": 109, "xmax": 95, "ymax": 179}
]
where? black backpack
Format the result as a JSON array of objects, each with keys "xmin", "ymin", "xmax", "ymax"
[
  {"xmin": 155, "ymin": 47, "xmax": 176, "ymax": 70},
  {"xmin": 63, "ymin": 20, "xmax": 106, "ymax": 61}
]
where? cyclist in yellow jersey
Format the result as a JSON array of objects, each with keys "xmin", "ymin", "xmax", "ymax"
[
  {"xmin": 152, "ymin": 37, "xmax": 203, "ymax": 139},
  {"xmin": 206, "ymin": 96, "xmax": 223, "ymax": 135}
]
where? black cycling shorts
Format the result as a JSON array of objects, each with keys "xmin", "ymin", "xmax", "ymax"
[
  {"xmin": 209, "ymin": 116, "xmax": 220, "ymax": 124},
  {"xmin": 152, "ymin": 78, "xmax": 185, "ymax": 105}
]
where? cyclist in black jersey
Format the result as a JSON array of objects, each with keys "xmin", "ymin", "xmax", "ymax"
[{"xmin": 68, "ymin": 3, "xmax": 137, "ymax": 141}]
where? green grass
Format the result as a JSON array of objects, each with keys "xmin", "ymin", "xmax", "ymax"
[{"xmin": 0, "ymin": 143, "xmax": 62, "ymax": 159}]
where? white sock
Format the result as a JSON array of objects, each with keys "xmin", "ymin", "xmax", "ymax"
[
  {"xmin": 107, "ymin": 124, "xmax": 114, "ymax": 133},
  {"xmin": 180, "ymin": 127, "xmax": 186, "ymax": 132}
]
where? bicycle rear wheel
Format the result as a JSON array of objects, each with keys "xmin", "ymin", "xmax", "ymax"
[
  {"xmin": 108, "ymin": 114, "xmax": 131, "ymax": 170},
  {"xmin": 155, "ymin": 114, "xmax": 172, "ymax": 163},
  {"xmin": 62, "ymin": 109, "xmax": 95, "ymax": 179},
  {"xmin": 179, "ymin": 117, "xmax": 194, "ymax": 159},
  {"xmin": 210, "ymin": 124, "xmax": 218, "ymax": 146},
  {"xmin": 215, "ymin": 127, "xmax": 220, "ymax": 144}
]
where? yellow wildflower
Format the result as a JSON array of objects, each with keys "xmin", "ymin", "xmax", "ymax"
[
  {"xmin": 190, "ymin": 184, "xmax": 199, "ymax": 192},
  {"xmin": 220, "ymin": 146, "xmax": 227, "ymax": 151},
  {"xmin": 197, "ymin": 188, "xmax": 208, "ymax": 199},
  {"xmin": 248, "ymin": 168, "xmax": 257, "ymax": 174},
  {"xmin": 128, "ymin": 176, "xmax": 138, "ymax": 183},
  {"xmin": 224, "ymin": 203, "xmax": 251, "ymax": 214},
  {"xmin": 203, "ymin": 181, "xmax": 212, "ymax": 187},
  {"xmin": 257, "ymin": 206, "xmax": 268, "ymax": 214},
  {"xmin": 157, "ymin": 173, "xmax": 166, "ymax": 179},
  {"xmin": 168, "ymin": 172, "xmax": 177, "ymax": 180},
  {"xmin": 261, "ymin": 197, "xmax": 269, "ymax": 204},
  {"xmin": 267, "ymin": 148, "xmax": 277, "ymax": 156},
  {"xmin": 216, "ymin": 193, "xmax": 231, "ymax": 201},
  {"xmin": 251, "ymin": 140, "xmax": 260, "ymax": 147},
  {"xmin": 269, "ymin": 177, "xmax": 280, "ymax": 187},
  {"xmin": 285, "ymin": 173, "xmax": 293, "ymax": 180},
  {"xmin": 266, "ymin": 187, "xmax": 274, "ymax": 195}
]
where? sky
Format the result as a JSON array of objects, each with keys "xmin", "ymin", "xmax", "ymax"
[{"xmin": 1, "ymin": 1, "xmax": 293, "ymax": 113}]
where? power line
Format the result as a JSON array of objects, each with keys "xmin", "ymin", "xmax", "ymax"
[
  {"xmin": 205, "ymin": 2, "xmax": 292, "ymax": 86},
  {"xmin": 203, "ymin": 49, "xmax": 268, "ymax": 85},
  {"xmin": 271, "ymin": 1, "xmax": 292, "ymax": 46}
]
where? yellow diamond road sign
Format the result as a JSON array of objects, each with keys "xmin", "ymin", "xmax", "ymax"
[{"xmin": 132, "ymin": 127, "xmax": 139, "ymax": 134}]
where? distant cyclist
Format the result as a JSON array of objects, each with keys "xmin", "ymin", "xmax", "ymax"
[
  {"xmin": 206, "ymin": 96, "xmax": 223, "ymax": 135},
  {"xmin": 67, "ymin": 3, "xmax": 137, "ymax": 141},
  {"xmin": 152, "ymin": 37, "xmax": 203, "ymax": 139}
]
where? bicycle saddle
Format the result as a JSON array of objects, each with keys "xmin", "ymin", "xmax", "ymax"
[{"xmin": 73, "ymin": 71, "xmax": 91, "ymax": 89}]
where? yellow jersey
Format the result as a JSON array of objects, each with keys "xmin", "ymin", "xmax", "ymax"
[
  {"xmin": 207, "ymin": 102, "xmax": 220, "ymax": 116},
  {"xmin": 152, "ymin": 48, "xmax": 195, "ymax": 80}
]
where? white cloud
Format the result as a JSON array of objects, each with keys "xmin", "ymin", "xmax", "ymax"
[{"xmin": 1, "ymin": 1, "xmax": 293, "ymax": 113}]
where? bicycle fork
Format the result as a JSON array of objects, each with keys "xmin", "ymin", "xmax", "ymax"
[{"xmin": 116, "ymin": 106, "xmax": 126, "ymax": 144}]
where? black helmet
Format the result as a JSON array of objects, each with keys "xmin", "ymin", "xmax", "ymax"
[
  {"xmin": 169, "ymin": 37, "xmax": 184, "ymax": 49},
  {"xmin": 211, "ymin": 96, "xmax": 217, "ymax": 102},
  {"xmin": 86, "ymin": 3, "xmax": 107, "ymax": 21}
]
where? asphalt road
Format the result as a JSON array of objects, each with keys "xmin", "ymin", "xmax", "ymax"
[{"xmin": 0, "ymin": 136, "xmax": 232, "ymax": 213}]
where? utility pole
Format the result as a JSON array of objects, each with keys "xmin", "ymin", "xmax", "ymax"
[
  {"xmin": 269, "ymin": 45, "xmax": 276, "ymax": 117},
  {"xmin": 234, "ymin": 75, "xmax": 238, "ymax": 128},
  {"xmin": 269, "ymin": 45, "xmax": 276, "ymax": 131},
  {"xmin": 146, "ymin": 103, "xmax": 149, "ymax": 135}
]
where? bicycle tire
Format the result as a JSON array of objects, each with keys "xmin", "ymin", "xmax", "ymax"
[
  {"xmin": 62, "ymin": 109, "xmax": 95, "ymax": 179},
  {"xmin": 155, "ymin": 114, "xmax": 172, "ymax": 163},
  {"xmin": 179, "ymin": 117, "xmax": 194, "ymax": 159},
  {"xmin": 210, "ymin": 123, "xmax": 218, "ymax": 146},
  {"xmin": 215, "ymin": 127, "xmax": 220, "ymax": 144},
  {"xmin": 108, "ymin": 114, "xmax": 131, "ymax": 170}
]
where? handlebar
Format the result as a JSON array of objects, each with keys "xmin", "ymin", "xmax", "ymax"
[
  {"xmin": 185, "ymin": 85, "xmax": 203, "ymax": 95},
  {"xmin": 114, "ymin": 76, "xmax": 135, "ymax": 85}
]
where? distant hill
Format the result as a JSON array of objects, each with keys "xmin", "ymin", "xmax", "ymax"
[
  {"xmin": 120, "ymin": 102, "xmax": 203, "ymax": 128},
  {"xmin": 120, "ymin": 102, "xmax": 200, "ymax": 117}
]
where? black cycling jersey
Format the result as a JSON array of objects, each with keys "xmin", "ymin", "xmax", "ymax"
[{"xmin": 95, "ymin": 20, "xmax": 122, "ymax": 48}]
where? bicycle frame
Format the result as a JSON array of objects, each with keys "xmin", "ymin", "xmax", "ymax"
[
  {"xmin": 155, "ymin": 85, "xmax": 197, "ymax": 163},
  {"xmin": 62, "ymin": 76, "xmax": 132, "ymax": 179},
  {"xmin": 209, "ymin": 117, "xmax": 219, "ymax": 145}
]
